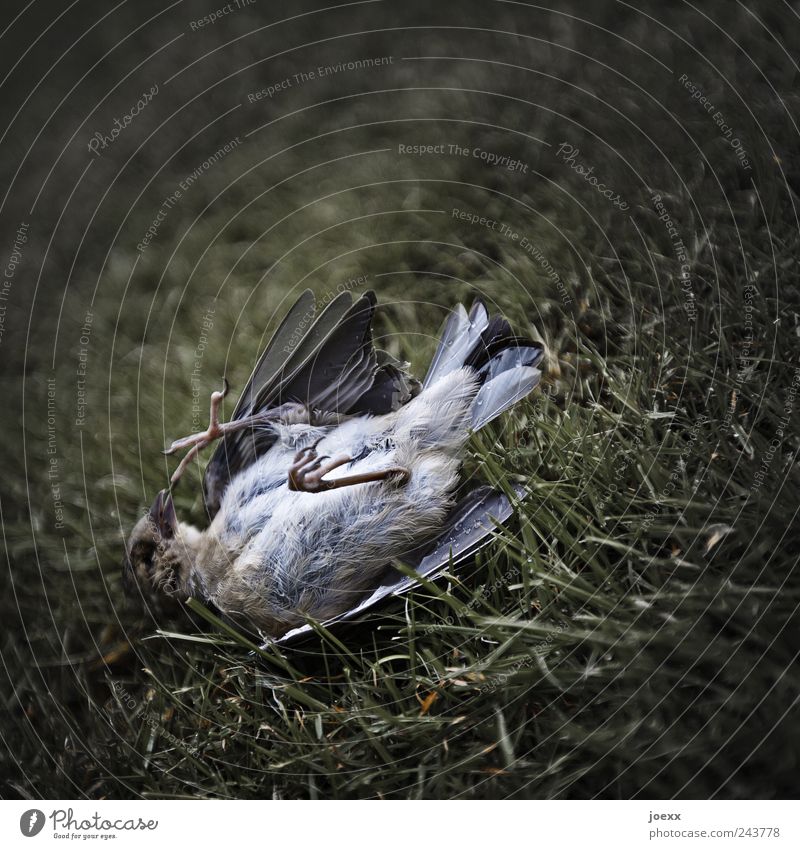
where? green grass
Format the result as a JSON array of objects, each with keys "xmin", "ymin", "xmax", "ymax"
[{"xmin": 2, "ymin": 0, "xmax": 799, "ymax": 798}]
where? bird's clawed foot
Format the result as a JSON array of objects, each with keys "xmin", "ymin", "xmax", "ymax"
[
  {"xmin": 164, "ymin": 378, "xmax": 230, "ymax": 485},
  {"xmin": 287, "ymin": 440, "xmax": 410, "ymax": 493},
  {"xmin": 288, "ymin": 439, "xmax": 349, "ymax": 492},
  {"xmin": 164, "ymin": 378, "xmax": 311, "ymax": 486},
  {"xmin": 164, "ymin": 378, "xmax": 230, "ymax": 456}
]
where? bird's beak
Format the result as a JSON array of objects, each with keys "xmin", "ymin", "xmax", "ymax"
[{"xmin": 149, "ymin": 489, "xmax": 177, "ymax": 538}]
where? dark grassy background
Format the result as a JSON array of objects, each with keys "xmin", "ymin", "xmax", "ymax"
[{"xmin": 1, "ymin": 0, "xmax": 799, "ymax": 798}]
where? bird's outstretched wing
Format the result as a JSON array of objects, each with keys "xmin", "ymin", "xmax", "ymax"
[
  {"xmin": 202, "ymin": 289, "xmax": 419, "ymax": 517},
  {"xmin": 271, "ymin": 485, "xmax": 524, "ymax": 648}
]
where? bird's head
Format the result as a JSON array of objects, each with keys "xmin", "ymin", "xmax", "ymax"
[{"xmin": 122, "ymin": 490, "xmax": 200, "ymax": 617}]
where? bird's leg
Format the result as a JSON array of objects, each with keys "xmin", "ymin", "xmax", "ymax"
[
  {"xmin": 164, "ymin": 380, "xmax": 230, "ymax": 485},
  {"xmin": 288, "ymin": 442, "xmax": 410, "ymax": 493},
  {"xmin": 164, "ymin": 378, "xmax": 230, "ymax": 457},
  {"xmin": 164, "ymin": 378, "xmax": 306, "ymax": 486}
]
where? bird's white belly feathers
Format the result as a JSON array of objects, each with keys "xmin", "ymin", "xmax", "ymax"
[
  {"xmin": 197, "ymin": 369, "xmax": 476, "ymax": 625},
  {"xmin": 216, "ymin": 437, "xmax": 459, "ymax": 568}
]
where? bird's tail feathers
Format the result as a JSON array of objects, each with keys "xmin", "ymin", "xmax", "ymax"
[
  {"xmin": 423, "ymin": 298, "xmax": 543, "ymax": 431},
  {"xmin": 470, "ymin": 363, "xmax": 541, "ymax": 430}
]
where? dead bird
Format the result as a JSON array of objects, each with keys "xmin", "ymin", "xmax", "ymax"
[{"xmin": 123, "ymin": 290, "xmax": 542, "ymax": 639}]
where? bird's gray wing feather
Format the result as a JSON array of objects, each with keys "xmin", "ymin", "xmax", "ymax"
[
  {"xmin": 231, "ymin": 288, "xmax": 317, "ymax": 419},
  {"xmin": 247, "ymin": 290, "xmax": 361, "ymax": 413}
]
